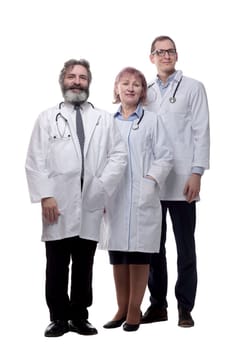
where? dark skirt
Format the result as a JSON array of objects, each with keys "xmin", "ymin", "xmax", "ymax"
[{"xmin": 109, "ymin": 250, "xmax": 152, "ymax": 265}]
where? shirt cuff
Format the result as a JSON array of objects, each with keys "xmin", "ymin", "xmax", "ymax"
[{"xmin": 192, "ymin": 166, "xmax": 204, "ymax": 175}]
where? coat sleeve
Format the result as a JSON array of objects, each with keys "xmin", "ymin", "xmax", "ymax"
[
  {"xmin": 190, "ymin": 81, "xmax": 210, "ymax": 170},
  {"xmin": 147, "ymin": 114, "xmax": 173, "ymax": 189},
  {"xmin": 25, "ymin": 113, "xmax": 55, "ymax": 203},
  {"xmin": 99, "ymin": 115, "xmax": 128, "ymax": 197}
]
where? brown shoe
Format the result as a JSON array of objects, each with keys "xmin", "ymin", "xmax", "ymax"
[
  {"xmin": 141, "ymin": 306, "xmax": 168, "ymax": 324},
  {"xmin": 178, "ymin": 308, "xmax": 194, "ymax": 327}
]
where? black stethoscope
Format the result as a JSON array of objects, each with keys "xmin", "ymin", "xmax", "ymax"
[
  {"xmin": 55, "ymin": 103, "xmax": 70, "ymax": 138},
  {"xmin": 55, "ymin": 112, "xmax": 70, "ymax": 138},
  {"xmin": 169, "ymin": 77, "xmax": 183, "ymax": 103},
  {"xmin": 132, "ymin": 109, "xmax": 145, "ymax": 130},
  {"xmin": 55, "ymin": 101, "xmax": 95, "ymax": 139}
]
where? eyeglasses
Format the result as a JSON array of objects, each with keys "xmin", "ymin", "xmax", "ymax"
[{"xmin": 151, "ymin": 49, "xmax": 177, "ymax": 57}]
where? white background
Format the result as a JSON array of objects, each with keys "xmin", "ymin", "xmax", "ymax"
[{"xmin": 0, "ymin": 0, "xmax": 236, "ymax": 349}]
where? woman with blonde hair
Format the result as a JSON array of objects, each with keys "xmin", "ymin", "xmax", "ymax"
[{"xmin": 100, "ymin": 67, "xmax": 173, "ymax": 331}]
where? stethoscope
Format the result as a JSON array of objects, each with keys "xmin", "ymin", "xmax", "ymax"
[
  {"xmin": 169, "ymin": 77, "xmax": 183, "ymax": 103},
  {"xmin": 132, "ymin": 109, "xmax": 145, "ymax": 130},
  {"xmin": 54, "ymin": 101, "xmax": 95, "ymax": 139},
  {"xmin": 55, "ymin": 112, "xmax": 70, "ymax": 138},
  {"xmin": 54, "ymin": 102, "xmax": 70, "ymax": 138}
]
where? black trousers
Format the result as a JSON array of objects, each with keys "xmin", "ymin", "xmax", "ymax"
[
  {"xmin": 148, "ymin": 201, "xmax": 197, "ymax": 312},
  {"xmin": 45, "ymin": 236, "xmax": 97, "ymax": 321}
]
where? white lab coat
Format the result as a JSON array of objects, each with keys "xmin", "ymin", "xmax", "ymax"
[
  {"xmin": 99, "ymin": 109, "xmax": 173, "ymax": 253},
  {"xmin": 25, "ymin": 102, "xmax": 127, "ymax": 242},
  {"xmin": 145, "ymin": 70, "xmax": 210, "ymax": 200}
]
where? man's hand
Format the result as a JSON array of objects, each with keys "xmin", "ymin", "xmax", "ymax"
[
  {"xmin": 183, "ymin": 174, "xmax": 201, "ymax": 203},
  {"xmin": 41, "ymin": 197, "xmax": 60, "ymax": 224}
]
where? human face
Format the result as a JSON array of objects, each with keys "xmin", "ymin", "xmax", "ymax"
[
  {"xmin": 150, "ymin": 39, "xmax": 178, "ymax": 77},
  {"xmin": 62, "ymin": 64, "xmax": 90, "ymax": 104},
  {"xmin": 116, "ymin": 73, "xmax": 143, "ymax": 109}
]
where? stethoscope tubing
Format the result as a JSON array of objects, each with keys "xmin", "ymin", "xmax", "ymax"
[
  {"xmin": 55, "ymin": 103, "xmax": 69, "ymax": 138},
  {"xmin": 169, "ymin": 77, "xmax": 183, "ymax": 103},
  {"xmin": 132, "ymin": 109, "xmax": 145, "ymax": 130}
]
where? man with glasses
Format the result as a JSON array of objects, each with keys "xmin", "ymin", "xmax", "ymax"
[{"xmin": 142, "ymin": 36, "xmax": 210, "ymax": 327}]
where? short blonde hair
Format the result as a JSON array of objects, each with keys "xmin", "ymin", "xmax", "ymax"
[{"xmin": 113, "ymin": 67, "xmax": 147, "ymax": 104}]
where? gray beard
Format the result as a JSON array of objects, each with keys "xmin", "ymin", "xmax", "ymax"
[{"xmin": 63, "ymin": 90, "xmax": 89, "ymax": 105}]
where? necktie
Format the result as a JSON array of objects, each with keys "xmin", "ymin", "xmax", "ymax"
[{"xmin": 75, "ymin": 105, "xmax": 85, "ymax": 180}]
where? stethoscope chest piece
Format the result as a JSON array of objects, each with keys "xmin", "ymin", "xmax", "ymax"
[
  {"xmin": 132, "ymin": 124, "xmax": 139, "ymax": 130},
  {"xmin": 169, "ymin": 76, "xmax": 183, "ymax": 104},
  {"xmin": 169, "ymin": 97, "xmax": 176, "ymax": 103},
  {"xmin": 131, "ymin": 109, "xmax": 144, "ymax": 130}
]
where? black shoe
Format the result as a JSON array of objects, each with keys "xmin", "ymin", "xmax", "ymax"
[
  {"xmin": 123, "ymin": 322, "xmax": 140, "ymax": 332},
  {"xmin": 44, "ymin": 320, "xmax": 69, "ymax": 337},
  {"xmin": 103, "ymin": 317, "xmax": 126, "ymax": 329},
  {"xmin": 178, "ymin": 308, "xmax": 194, "ymax": 327},
  {"xmin": 141, "ymin": 306, "xmax": 168, "ymax": 324},
  {"xmin": 69, "ymin": 319, "xmax": 98, "ymax": 335}
]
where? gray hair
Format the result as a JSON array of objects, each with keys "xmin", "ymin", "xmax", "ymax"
[{"xmin": 59, "ymin": 59, "xmax": 92, "ymax": 87}]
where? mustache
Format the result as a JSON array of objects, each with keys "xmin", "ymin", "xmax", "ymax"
[{"xmin": 66, "ymin": 84, "xmax": 84, "ymax": 90}]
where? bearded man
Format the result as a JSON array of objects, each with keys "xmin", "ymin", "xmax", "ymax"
[{"xmin": 25, "ymin": 59, "xmax": 127, "ymax": 337}]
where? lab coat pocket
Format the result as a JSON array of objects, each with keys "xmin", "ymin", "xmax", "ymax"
[
  {"xmin": 83, "ymin": 176, "xmax": 105, "ymax": 211},
  {"xmin": 138, "ymin": 177, "xmax": 160, "ymax": 209},
  {"xmin": 47, "ymin": 137, "xmax": 79, "ymax": 176}
]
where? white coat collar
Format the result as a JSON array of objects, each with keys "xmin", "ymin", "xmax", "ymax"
[
  {"xmin": 148, "ymin": 70, "xmax": 183, "ymax": 88},
  {"xmin": 147, "ymin": 70, "xmax": 183, "ymax": 107},
  {"xmin": 60, "ymin": 101, "xmax": 103, "ymax": 157}
]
